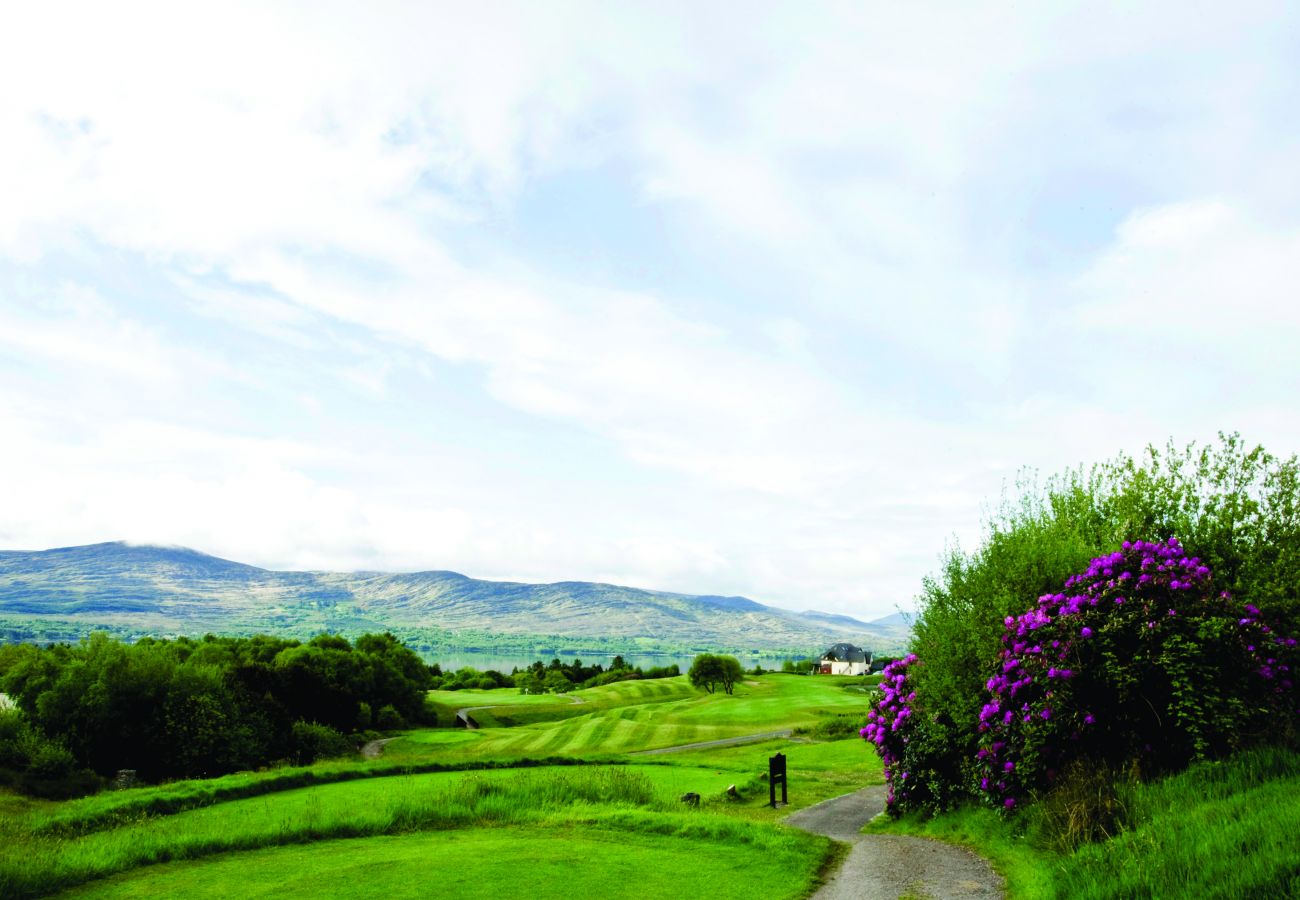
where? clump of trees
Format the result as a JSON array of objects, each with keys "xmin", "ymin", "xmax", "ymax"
[
  {"xmin": 863, "ymin": 434, "xmax": 1300, "ymax": 827},
  {"xmin": 512, "ymin": 656, "xmax": 681, "ymax": 695},
  {"xmin": 428, "ymin": 664, "xmax": 515, "ymax": 692},
  {"xmin": 688, "ymin": 654, "xmax": 744, "ymax": 694},
  {"xmin": 0, "ymin": 631, "xmax": 432, "ymax": 794}
]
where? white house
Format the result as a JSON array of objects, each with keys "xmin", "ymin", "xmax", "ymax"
[{"xmin": 817, "ymin": 643, "xmax": 871, "ymax": 676}]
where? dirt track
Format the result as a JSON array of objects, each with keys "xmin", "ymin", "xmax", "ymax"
[
  {"xmin": 786, "ymin": 786, "xmax": 1004, "ymax": 899},
  {"xmin": 360, "ymin": 737, "xmax": 396, "ymax": 759}
]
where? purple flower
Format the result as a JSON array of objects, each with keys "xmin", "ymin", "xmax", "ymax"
[{"xmin": 1081, "ymin": 626, "xmax": 1092, "ymax": 638}]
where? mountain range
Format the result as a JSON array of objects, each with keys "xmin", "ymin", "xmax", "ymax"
[{"xmin": 0, "ymin": 542, "xmax": 910, "ymax": 654}]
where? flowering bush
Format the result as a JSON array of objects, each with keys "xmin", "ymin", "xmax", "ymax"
[
  {"xmin": 860, "ymin": 653, "xmax": 970, "ymax": 813},
  {"xmin": 976, "ymin": 538, "xmax": 1297, "ymax": 809},
  {"xmin": 861, "ymin": 654, "xmax": 918, "ymax": 808}
]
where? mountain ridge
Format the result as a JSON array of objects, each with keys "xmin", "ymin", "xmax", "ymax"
[{"xmin": 0, "ymin": 542, "xmax": 909, "ymax": 653}]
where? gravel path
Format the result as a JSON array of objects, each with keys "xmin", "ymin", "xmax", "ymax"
[
  {"xmin": 361, "ymin": 737, "xmax": 397, "ymax": 759},
  {"xmin": 786, "ymin": 786, "xmax": 1004, "ymax": 900},
  {"xmin": 628, "ymin": 729, "xmax": 793, "ymax": 756}
]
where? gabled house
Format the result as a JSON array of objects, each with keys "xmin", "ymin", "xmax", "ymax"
[{"xmin": 817, "ymin": 642, "xmax": 871, "ymax": 675}]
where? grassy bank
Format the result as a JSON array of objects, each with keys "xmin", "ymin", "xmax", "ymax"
[{"xmin": 868, "ymin": 745, "xmax": 1300, "ymax": 898}]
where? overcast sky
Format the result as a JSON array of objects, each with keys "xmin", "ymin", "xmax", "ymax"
[{"xmin": 2, "ymin": 2, "xmax": 1298, "ymax": 618}]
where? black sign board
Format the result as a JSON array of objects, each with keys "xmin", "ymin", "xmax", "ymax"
[{"xmin": 769, "ymin": 753, "xmax": 788, "ymax": 807}]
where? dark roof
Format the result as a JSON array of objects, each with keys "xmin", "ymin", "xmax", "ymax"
[{"xmin": 821, "ymin": 642, "xmax": 868, "ymax": 663}]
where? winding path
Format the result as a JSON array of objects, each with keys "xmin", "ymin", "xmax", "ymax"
[
  {"xmin": 360, "ymin": 737, "xmax": 396, "ymax": 759},
  {"xmin": 785, "ymin": 786, "xmax": 1004, "ymax": 900}
]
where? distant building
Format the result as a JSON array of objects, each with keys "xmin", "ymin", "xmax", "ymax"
[{"xmin": 817, "ymin": 642, "xmax": 871, "ymax": 675}]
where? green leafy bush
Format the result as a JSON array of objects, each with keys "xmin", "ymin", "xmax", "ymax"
[
  {"xmin": 289, "ymin": 721, "xmax": 353, "ymax": 765},
  {"xmin": 374, "ymin": 704, "xmax": 405, "ymax": 730},
  {"xmin": 872, "ymin": 434, "xmax": 1300, "ymax": 815}
]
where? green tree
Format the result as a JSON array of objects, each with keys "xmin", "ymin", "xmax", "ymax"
[
  {"xmin": 543, "ymin": 670, "xmax": 573, "ymax": 694},
  {"xmin": 718, "ymin": 655, "xmax": 744, "ymax": 695},
  {"xmin": 514, "ymin": 671, "xmax": 544, "ymax": 695},
  {"xmin": 688, "ymin": 654, "xmax": 724, "ymax": 693},
  {"xmin": 688, "ymin": 654, "xmax": 743, "ymax": 694}
]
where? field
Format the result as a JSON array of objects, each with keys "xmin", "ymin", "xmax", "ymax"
[
  {"xmin": 412, "ymin": 675, "xmax": 873, "ymax": 760},
  {"xmin": 0, "ymin": 673, "xmax": 882, "ymax": 899}
]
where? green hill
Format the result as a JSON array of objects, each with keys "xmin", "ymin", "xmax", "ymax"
[{"xmin": 0, "ymin": 542, "xmax": 907, "ymax": 652}]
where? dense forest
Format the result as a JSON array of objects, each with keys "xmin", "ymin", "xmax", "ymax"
[{"xmin": 0, "ymin": 632, "xmax": 432, "ymax": 795}]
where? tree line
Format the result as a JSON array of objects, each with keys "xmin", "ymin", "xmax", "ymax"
[
  {"xmin": 429, "ymin": 655, "xmax": 681, "ymax": 694},
  {"xmin": 0, "ymin": 631, "xmax": 432, "ymax": 796}
]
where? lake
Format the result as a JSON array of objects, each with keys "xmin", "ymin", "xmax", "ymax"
[{"xmin": 427, "ymin": 651, "xmax": 808, "ymax": 674}]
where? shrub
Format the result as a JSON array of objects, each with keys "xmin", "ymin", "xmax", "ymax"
[
  {"xmin": 894, "ymin": 434, "xmax": 1300, "ymax": 812},
  {"xmin": 290, "ymin": 721, "xmax": 353, "ymax": 765},
  {"xmin": 975, "ymin": 539, "xmax": 1296, "ymax": 810},
  {"xmin": 375, "ymin": 704, "xmax": 405, "ymax": 730},
  {"xmin": 26, "ymin": 742, "xmax": 77, "ymax": 780},
  {"xmin": 861, "ymin": 655, "xmax": 923, "ymax": 809},
  {"xmin": 0, "ymin": 709, "xmax": 27, "ymax": 769},
  {"xmin": 809, "ymin": 714, "xmax": 862, "ymax": 739}
]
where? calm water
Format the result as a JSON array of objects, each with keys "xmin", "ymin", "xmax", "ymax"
[{"xmin": 427, "ymin": 651, "xmax": 806, "ymax": 674}]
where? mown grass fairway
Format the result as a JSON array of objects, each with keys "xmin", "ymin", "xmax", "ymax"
[
  {"xmin": 62, "ymin": 824, "xmax": 821, "ymax": 900},
  {"xmin": 400, "ymin": 674, "xmax": 870, "ymax": 762},
  {"xmin": 0, "ymin": 673, "xmax": 879, "ymax": 898}
]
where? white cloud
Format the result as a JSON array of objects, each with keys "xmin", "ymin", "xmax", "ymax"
[
  {"xmin": 1, "ymin": 3, "xmax": 1298, "ymax": 619},
  {"xmin": 1073, "ymin": 201, "xmax": 1300, "ymax": 397}
]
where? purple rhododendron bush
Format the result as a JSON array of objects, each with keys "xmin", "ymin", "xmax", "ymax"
[
  {"xmin": 863, "ymin": 435, "xmax": 1300, "ymax": 819},
  {"xmin": 866, "ymin": 539, "xmax": 1299, "ymax": 815},
  {"xmin": 975, "ymin": 538, "xmax": 1296, "ymax": 809}
]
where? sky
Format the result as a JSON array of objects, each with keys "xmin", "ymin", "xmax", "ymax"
[{"xmin": 2, "ymin": 2, "xmax": 1299, "ymax": 619}]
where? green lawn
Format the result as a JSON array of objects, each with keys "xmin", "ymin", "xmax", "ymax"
[
  {"xmin": 393, "ymin": 674, "xmax": 873, "ymax": 763},
  {"xmin": 61, "ymin": 823, "xmax": 824, "ymax": 900}
]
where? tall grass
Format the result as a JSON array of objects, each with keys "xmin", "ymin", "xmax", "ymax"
[
  {"xmin": 28, "ymin": 755, "xmax": 622, "ymax": 838},
  {"xmin": 1053, "ymin": 746, "xmax": 1300, "ymax": 898},
  {"xmin": 870, "ymin": 745, "xmax": 1300, "ymax": 899}
]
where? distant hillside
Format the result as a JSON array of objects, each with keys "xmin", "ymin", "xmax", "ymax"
[{"xmin": 0, "ymin": 542, "xmax": 909, "ymax": 653}]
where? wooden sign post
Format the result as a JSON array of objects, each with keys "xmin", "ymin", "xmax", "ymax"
[{"xmin": 769, "ymin": 753, "xmax": 788, "ymax": 808}]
